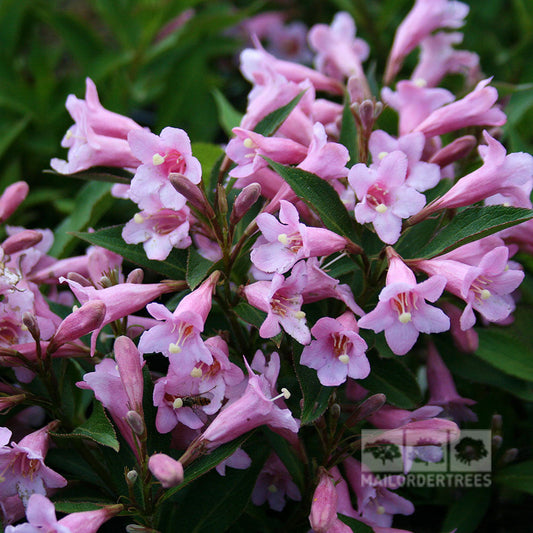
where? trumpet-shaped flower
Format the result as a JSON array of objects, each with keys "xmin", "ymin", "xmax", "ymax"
[
  {"xmin": 358, "ymin": 255, "xmax": 449, "ymax": 355},
  {"xmin": 349, "ymin": 151, "xmax": 426, "ymax": 245},
  {"xmin": 251, "ymin": 200, "xmax": 347, "ymax": 274}
]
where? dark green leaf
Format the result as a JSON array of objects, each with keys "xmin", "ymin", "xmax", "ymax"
[
  {"xmin": 293, "ymin": 343, "xmax": 334, "ymax": 425},
  {"xmin": 212, "ymin": 88, "xmax": 243, "ymax": 136},
  {"xmin": 495, "ymin": 460, "xmax": 533, "ymax": 496},
  {"xmin": 51, "ymin": 181, "xmax": 113, "ymax": 258},
  {"xmin": 414, "ymin": 206, "xmax": 533, "ymax": 259},
  {"xmin": 46, "ymin": 448, "xmax": 104, "ymax": 488},
  {"xmin": 338, "ymin": 514, "xmax": 373, "ymax": 532},
  {"xmin": 233, "ymin": 302, "xmax": 282, "ymax": 346},
  {"xmin": 0, "ymin": 115, "xmax": 30, "ymax": 159},
  {"xmin": 44, "ymin": 168, "xmax": 132, "ymax": 185},
  {"xmin": 360, "ymin": 352, "xmax": 422, "ymax": 409},
  {"xmin": 52, "ymin": 400, "xmax": 120, "ymax": 452},
  {"xmin": 53, "ymin": 501, "xmax": 114, "ymax": 514},
  {"xmin": 73, "ymin": 225, "xmax": 187, "ymax": 279},
  {"xmin": 267, "ymin": 160, "xmax": 359, "ymax": 243},
  {"xmin": 254, "ymin": 92, "xmax": 304, "ymax": 137},
  {"xmin": 474, "ymin": 328, "xmax": 533, "ymax": 382},
  {"xmin": 441, "ymin": 488, "xmax": 491, "ymax": 533},
  {"xmin": 187, "ymin": 247, "xmax": 220, "ymax": 290},
  {"xmin": 161, "ymin": 433, "xmax": 255, "ymax": 502}
]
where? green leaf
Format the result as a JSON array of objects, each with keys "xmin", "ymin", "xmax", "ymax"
[
  {"xmin": 73, "ymin": 225, "xmax": 187, "ymax": 279},
  {"xmin": 414, "ymin": 206, "xmax": 533, "ymax": 259},
  {"xmin": 58, "ymin": 400, "xmax": 120, "ymax": 452},
  {"xmin": 474, "ymin": 328, "xmax": 533, "ymax": 382},
  {"xmin": 191, "ymin": 142, "xmax": 225, "ymax": 181},
  {"xmin": 337, "ymin": 514, "xmax": 373, "ymax": 532},
  {"xmin": 495, "ymin": 460, "xmax": 533, "ymax": 496},
  {"xmin": 53, "ymin": 501, "xmax": 114, "ymax": 514},
  {"xmin": 212, "ymin": 88, "xmax": 243, "ymax": 137},
  {"xmin": 435, "ymin": 335, "xmax": 533, "ymax": 402},
  {"xmin": 0, "ymin": 115, "xmax": 30, "ymax": 159},
  {"xmin": 253, "ymin": 92, "xmax": 304, "ymax": 137},
  {"xmin": 44, "ymin": 167, "xmax": 132, "ymax": 185},
  {"xmin": 267, "ymin": 160, "xmax": 359, "ymax": 243},
  {"xmin": 161, "ymin": 433, "xmax": 255, "ymax": 502},
  {"xmin": 293, "ymin": 343, "xmax": 334, "ymax": 425},
  {"xmin": 187, "ymin": 247, "xmax": 220, "ymax": 290},
  {"xmin": 50, "ymin": 181, "xmax": 113, "ymax": 258},
  {"xmin": 360, "ymin": 352, "xmax": 422, "ymax": 409},
  {"xmin": 441, "ymin": 488, "xmax": 491, "ymax": 533}
]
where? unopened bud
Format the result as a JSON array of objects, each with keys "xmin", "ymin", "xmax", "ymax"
[
  {"xmin": 2, "ymin": 230, "xmax": 42, "ymax": 255},
  {"xmin": 126, "ymin": 268, "xmax": 144, "ymax": 284},
  {"xmin": 125, "ymin": 526, "xmax": 159, "ymax": 533},
  {"xmin": 148, "ymin": 453, "xmax": 184, "ymax": 488},
  {"xmin": 126, "ymin": 410, "xmax": 145, "ymax": 436},
  {"xmin": 169, "ymin": 173, "xmax": 207, "ymax": 212},
  {"xmin": 230, "ymin": 183, "xmax": 261, "ymax": 225},
  {"xmin": 0, "ymin": 393, "xmax": 26, "ymax": 414},
  {"xmin": 347, "ymin": 76, "xmax": 366, "ymax": 104},
  {"xmin": 0, "ymin": 181, "xmax": 29, "ymax": 223},
  {"xmin": 429, "ymin": 135, "xmax": 477, "ymax": 167},
  {"xmin": 492, "ymin": 435, "xmax": 503, "ymax": 450},
  {"xmin": 358, "ymin": 100, "xmax": 375, "ymax": 130},
  {"xmin": 217, "ymin": 184, "xmax": 228, "ymax": 215},
  {"xmin": 491, "ymin": 414, "xmax": 503, "ymax": 434},
  {"xmin": 67, "ymin": 271, "xmax": 93, "ymax": 287},
  {"xmin": 330, "ymin": 403, "xmax": 341, "ymax": 420},
  {"xmin": 345, "ymin": 393, "xmax": 387, "ymax": 428},
  {"xmin": 48, "ymin": 300, "xmax": 106, "ymax": 353},
  {"xmin": 22, "ymin": 312, "xmax": 40, "ymax": 342},
  {"xmin": 501, "ymin": 448, "xmax": 518, "ymax": 465},
  {"xmin": 126, "ymin": 469, "xmax": 138, "ymax": 484},
  {"xmin": 309, "ymin": 467, "xmax": 337, "ymax": 533}
]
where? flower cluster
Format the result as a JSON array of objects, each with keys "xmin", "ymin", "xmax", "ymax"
[{"xmin": 0, "ymin": 1, "xmax": 531, "ymax": 531}]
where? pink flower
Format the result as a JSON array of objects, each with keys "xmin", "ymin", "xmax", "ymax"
[
  {"xmin": 0, "ymin": 423, "xmax": 67, "ymax": 504},
  {"xmin": 5, "ymin": 493, "xmax": 121, "ymax": 533},
  {"xmin": 251, "ymin": 453, "xmax": 301, "ymax": 511},
  {"xmin": 309, "ymin": 467, "xmax": 340, "ymax": 532},
  {"xmin": 128, "ymin": 127, "xmax": 201, "ymax": 212},
  {"xmin": 251, "ymin": 200, "xmax": 347, "ymax": 274},
  {"xmin": 138, "ymin": 272, "xmax": 219, "ymax": 369},
  {"xmin": 381, "ymin": 81, "xmax": 454, "ymax": 136},
  {"xmin": 148, "ymin": 453, "xmax": 184, "ymax": 488},
  {"xmin": 412, "ymin": 246, "xmax": 524, "ymax": 329},
  {"xmin": 122, "ymin": 204, "xmax": 191, "ymax": 261},
  {"xmin": 199, "ymin": 359, "xmax": 299, "ymax": 448},
  {"xmin": 300, "ymin": 311, "xmax": 369, "ymax": 386},
  {"xmin": 384, "ymin": 0, "xmax": 469, "ymax": 84},
  {"xmin": 344, "ymin": 457, "xmax": 414, "ymax": 528},
  {"xmin": 412, "ymin": 32, "xmax": 479, "ymax": 87},
  {"xmin": 426, "ymin": 343, "xmax": 476, "ymax": 422},
  {"xmin": 419, "ymin": 131, "xmax": 533, "ymax": 217},
  {"xmin": 244, "ymin": 260, "xmax": 311, "ymax": 344},
  {"xmin": 308, "ymin": 12, "xmax": 370, "ymax": 81},
  {"xmin": 415, "ymin": 79, "xmax": 506, "ymax": 137},
  {"xmin": 51, "ymin": 78, "xmax": 142, "ymax": 174},
  {"xmin": 358, "ymin": 255, "xmax": 449, "ymax": 355},
  {"xmin": 215, "ymin": 448, "xmax": 251, "ymax": 476},
  {"xmin": 349, "ymin": 151, "xmax": 427, "ymax": 244}
]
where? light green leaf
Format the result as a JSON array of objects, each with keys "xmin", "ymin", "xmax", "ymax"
[
  {"xmin": 191, "ymin": 142, "xmax": 225, "ymax": 180},
  {"xmin": 73, "ymin": 225, "xmax": 187, "ymax": 280},
  {"xmin": 70, "ymin": 401, "xmax": 119, "ymax": 451},
  {"xmin": 413, "ymin": 206, "xmax": 533, "ymax": 259},
  {"xmin": 51, "ymin": 181, "xmax": 113, "ymax": 258},
  {"xmin": 267, "ymin": 159, "xmax": 359, "ymax": 243},
  {"xmin": 212, "ymin": 88, "xmax": 243, "ymax": 136},
  {"xmin": 233, "ymin": 301, "xmax": 281, "ymax": 346},
  {"xmin": 186, "ymin": 247, "xmax": 221, "ymax": 290}
]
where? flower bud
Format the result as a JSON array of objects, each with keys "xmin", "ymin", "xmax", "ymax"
[
  {"xmin": 148, "ymin": 453, "xmax": 184, "ymax": 488},
  {"xmin": 429, "ymin": 135, "xmax": 477, "ymax": 167},
  {"xmin": 126, "ymin": 268, "xmax": 144, "ymax": 284},
  {"xmin": 126, "ymin": 469, "xmax": 138, "ymax": 484},
  {"xmin": 1, "ymin": 230, "xmax": 42, "ymax": 255},
  {"xmin": 0, "ymin": 181, "xmax": 29, "ymax": 222},
  {"xmin": 126, "ymin": 410, "xmax": 145, "ymax": 436},
  {"xmin": 217, "ymin": 184, "xmax": 228, "ymax": 215},
  {"xmin": 22, "ymin": 312, "xmax": 40, "ymax": 342},
  {"xmin": 492, "ymin": 435, "xmax": 503, "ymax": 450},
  {"xmin": 67, "ymin": 271, "xmax": 93, "ymax": 287},
  {"xmin": 169, "ymin": 172, "xmax": 208, "ymax": 212},
  {"xmin": 230, "ymin": 183, "xmax": 261, "ymax": 225},
  {"xmin": 345, "ymin": 393, "xmax": 387, "ymax": 428},
  {"xmin": 501, "ymin": 448, "xmax": 518, "ymax": 465},
  {"xmin": 48, "ymin": 300, "xmax": 106, "ymax": 353},
  {"xmin": 0, "ymin": 393, "xmax": 26, "ymax": 414},
  {"xmin": 309, "ymin": 467, "xmax": 337, "ymax": 533}
]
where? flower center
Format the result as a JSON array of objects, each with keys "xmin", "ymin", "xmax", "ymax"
[
  {"xmin": 153, "ymin": 148, "xmax": 187, "ymax": 175},
  {"xmin": 471, "ymin": 276, "xmax": 492, "ymax": 301},
  {"xmin": 391, "ymin": 292, "xmax": 417, "ymax": 323},
  {"xmin": 277, "ymin": 232, "xmax": 303, "ymax": 254},
  {"xmin": 365, "ymin": 183, "xmax": 390, "ymax": 212}
]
